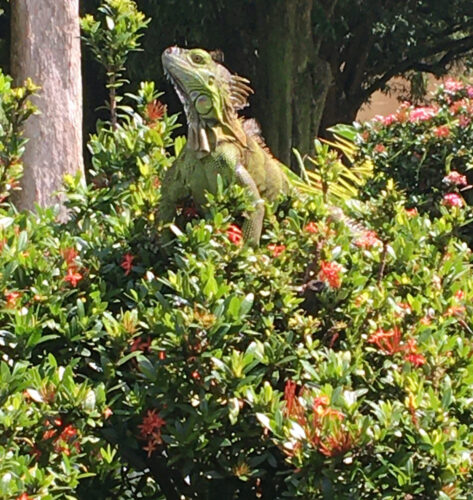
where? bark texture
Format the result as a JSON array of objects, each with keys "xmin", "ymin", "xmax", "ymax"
[
  {"xmin": 253, "ymin": 0, "xmax": 332, "ymax": 165},
  {"xmin": 11, "ymin": 0, "xmax": 83, "ymax": 213}
]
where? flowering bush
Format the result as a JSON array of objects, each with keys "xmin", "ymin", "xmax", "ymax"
[
  {"xmin": 1, "ymin": 2, "xmax": 473, "ymax": 498},
  {"xmin": 356, "ymin": 78, "xmax": 473, "ymax": 230}
]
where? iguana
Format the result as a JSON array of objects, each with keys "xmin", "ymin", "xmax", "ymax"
[
  {"xmin": 160, "ymin": 46, "xmax": 363, "ymax": 245},
  {"xmin": 160, "ymin": 46, "xmax": 289, "ymax": 246}
]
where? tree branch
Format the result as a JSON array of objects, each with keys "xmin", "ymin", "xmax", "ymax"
[{"xmin": 361, "ymin": 35, "xmax": 473, "ymax": 101}]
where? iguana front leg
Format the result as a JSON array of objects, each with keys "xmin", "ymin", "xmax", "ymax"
[{"xmin": 235, "ymin": 163, "xmax": 265, "ymax": 246}]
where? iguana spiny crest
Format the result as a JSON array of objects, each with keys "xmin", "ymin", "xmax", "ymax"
[{"xmin": 162, "ymin": 46, "xmax": 254, "ymax": 156}]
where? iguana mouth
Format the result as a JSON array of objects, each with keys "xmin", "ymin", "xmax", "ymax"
[{"xmin": 163, "ymin": 67, "xmax": 188, "ymax": 103}]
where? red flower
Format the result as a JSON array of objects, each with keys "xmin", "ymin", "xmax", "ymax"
[
  {"xmin": 138, "ymin": 409, "xmax": 166, "ymax": 456},
  {"xmin": 16, "ymin": 494, "xmax": 32, "ymax": 500},
  {"xmin": 183, "ymin": 205, "xmax": 199, "ymax": 218},
  {"xmin": 304, "ymin": 222, "xmax": 318, "ymax": 234},
  {"xmin": 405, "ymin": 207, "xmax": 418, "ymax": 217},
  {"xmin": 317, "ymin": 261, "xmax": 343, "ymax": 288},
  {"xmin": 434, "ymin": 125, "xmax": 450, "ymax": 138},
  {"xmin": 64, "ymin": 267, "xmax": 83, "ymax": 287},
  {"xmin": 455, "ymin": 290, "xmax": 465, "ymax": 300},
  {"xmin": 61, "ymin": 247, "xmax": 78, "ymax": 266},
  {"xmin": 374, "ymin": 144, "xmax": 386, "ymax": 153},
  {"xmin": 367, "ymin": 327, "xmax": 403, "ymax": 355},
  {"xmin": 443, "ymin": 193, "xmax": 464, "ymax": 208},
  {"xmin": 121, "ymin": 253, "xmax": 135, "ymax": 276},
  {"xmin": 5, "ymin": 290, "xmax": 21, "ymax": 308},
  {"xmin": 138, "ymin": 409, "xmax": 166, "ymax": 438},
  {"xmin": 227, "ymin": 224, "xmax": 243, "ymax": 245},
  {"xmin": 268, "ymin": 243, "xmax": 286, "ymax": 257},
  {"xmin": 405, "ymin": 352, "xmax": 426, "ymax": 367},
  {"xmin": 131, "ymin": 336, "xmax": 152, "ymax": 353},
  {"xmin": 443, "ymin": 171, "xmax": 468, "ymax": 186},
  {"xmin": 354, "ymin": 230, "xmax": 381, "ymax": 249}
]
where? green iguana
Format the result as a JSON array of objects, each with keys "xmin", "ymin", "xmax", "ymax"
[
  {"xmin": 160, "ymin": 46, "xmax": 289, "ymax": 246},
  {"xmin": 160, "ymin": 46, "xmax": 363, "ymax": 246}
]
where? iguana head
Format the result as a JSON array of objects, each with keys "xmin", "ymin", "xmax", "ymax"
[{"xmin": 162, "ymin": 46, "xmax": 252, "ymax": 154}]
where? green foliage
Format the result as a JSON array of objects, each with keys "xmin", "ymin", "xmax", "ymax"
[
  {"xmin": 81, "ymin": 0, "xmax": 149, "ymax": 127},
  {"xmin": 355, "ymin": 78, "xmax": 473, "ymax": 243},
  {"xmin": 0, "ymin": 73, "xmax": 37, "ymax": 206},
  {"xmin": 293, "ymin": 127, "xmax": 373, "ymax": 203},
  {"xmin": 1, "ymin": 2, "xmax": 473, "ymax": 498}
]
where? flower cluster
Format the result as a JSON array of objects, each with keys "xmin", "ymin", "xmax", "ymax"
[
  {"xmin": 358, "ymin": 78, "xmax": 473, "ymax": 218},
  {"xmin": 138, "ymin": 409, "xmax": 166, "ymax": 457},
  {"xmin": 367, "ymin": 327, "xmax": 426, "ymax": 367},
  {"xmin": 62, "ymin": 246, "xmax": 83, "ymax": 287},
  {"xmin": 283, "ymin": 381, "xmax": 355, "ymax": 458},
  {"xmin": 317, "ymin": 260, "xmax": 343, "ymax": 288}
]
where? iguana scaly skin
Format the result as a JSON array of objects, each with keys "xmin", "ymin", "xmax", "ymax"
[{"xmin": 160, "ymin": 46, "xmax": 289, "ymax": 245}]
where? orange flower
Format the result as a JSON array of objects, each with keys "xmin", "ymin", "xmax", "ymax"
[
  {"xmin": 434, "ymin": 125, "xmax": 450, "ymax": 138},
  {"xmin": 145, "ymin": 100, "xmax": 167, "ymax": 123},
  {"xmin": 318, "ymin": 429, "xmax": 354, "ymax": 457},
  {"xmin": 61, "ymin": 247, "xmax": 78, "ymax": 266},
  {"xmin": 317, "ymin": 261, "xmax": 343, "ymax": 288},
  {"xmin": 227, "ymin": 224, "xmax": 243, "ymax": 245},
  {"xmin": 367, "ymin": 327, "xmax": 403, "ymax": 355},
  {"xmin": 121, "ymin": 253, "xmax": 135, "ymax": 276},
  {"xmin": 268, "ymin": 243, "xmax": 286, "ymax": 257},
  {"xmin": 445, "ymin": 305, "xmax": 466, "ymax": 317},
  {"xmin": 64, "ymin": 267, "xmax": 83, "ymax": 287},
  {"xmin": 354, "ymin": 230, "xmax": 381, "ymax": 249},
  {"xmin": 304, "ymin": 222, "xmax": 318, "ymax": 234},
  {"xmin": 374, "ymin": 144, "xmax": 386, "ymax": 153}
]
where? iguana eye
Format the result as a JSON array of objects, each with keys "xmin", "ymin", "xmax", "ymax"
[{"xmin": 191, "ymin": 53, "xmax": 205, "ymax": 64}]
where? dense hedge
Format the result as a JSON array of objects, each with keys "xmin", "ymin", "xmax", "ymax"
[{"xmin": 1, "ymin": 2, "xmax": 473, "ymax": 498}]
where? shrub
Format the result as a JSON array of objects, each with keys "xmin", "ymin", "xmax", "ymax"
[
  {"xmin": 356, "ymin": 78, "xmax": 473, "ymax": 218},
  {"xmin": 1, "ymin": 2, "xmax": 473, "ymax": 498}
]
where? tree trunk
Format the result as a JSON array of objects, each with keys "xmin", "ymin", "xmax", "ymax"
[
  {"xmin": 253, "ymin": 0, "xmax": 332, "ymax": 165},
  {"xmin": 10, "ymin": 0, "xmax": 83, "ymax": 214}
]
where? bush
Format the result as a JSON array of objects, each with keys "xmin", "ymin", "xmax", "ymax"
[
  {"xmin": 1, "ymin": 2, "xmax": 473, "ymax": 498},
  {"xmin": 356, "ymin": 78, "xmax": 473, "ymax": 217}
]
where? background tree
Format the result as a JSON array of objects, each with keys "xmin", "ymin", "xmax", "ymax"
[
  {"xmin": 10, "ymin": 0, "xmax": 84, "ymax": 213},
  {"xmin": 103, "ymin": 0, "xmax": 473, "ymax": 164}
]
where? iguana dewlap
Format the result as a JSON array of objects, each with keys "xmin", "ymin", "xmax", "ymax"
[{"xmin": 160, "ymin": 46, "xmax": 289, "ymax": 246}]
